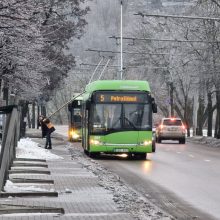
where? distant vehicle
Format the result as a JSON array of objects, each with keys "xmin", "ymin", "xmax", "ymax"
[
  {"xmin": 155, "ymin": 117, "xmax": 186, "ymax": 144},
  {"xmin": 81, "ymin": 80, "xmax": 157, "ymax": 159},
  {"xmin": 68, "ymin": 95, "xmax": 83, "ymax": 141}
]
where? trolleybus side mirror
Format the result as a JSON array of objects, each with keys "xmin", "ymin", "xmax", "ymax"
[{"xmin": 151, "ymin": 98, "xmax": 157, "ymax": 113}]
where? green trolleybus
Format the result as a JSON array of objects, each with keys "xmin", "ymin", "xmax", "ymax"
[
  {"xmin": 68, "ymin": 95, "xmax": 83, "ymax": 141},
  {"xmin": 81, "ymin": 80, "xmax": 157, "ymax": 159}
]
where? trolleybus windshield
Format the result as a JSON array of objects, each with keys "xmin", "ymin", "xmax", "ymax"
[{"xmin": 91, "ymin": 92, "xmax": 151, "ymax": 134}]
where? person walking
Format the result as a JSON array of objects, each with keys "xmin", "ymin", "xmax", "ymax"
[{"xmin": 39, "ymin": 115, "xmax": 55, "ymax": 149}]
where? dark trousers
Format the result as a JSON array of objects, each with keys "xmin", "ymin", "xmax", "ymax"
[{"xmin": 45, "ymin": 132, "xmax": 52, "ymax": 149}]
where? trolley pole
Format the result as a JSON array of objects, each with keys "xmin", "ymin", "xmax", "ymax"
[
  {"xmin": 89, "ymin": 57, "xmax": 104, "ymax": 84},
  {"xmin": 47, "ymin": 92, "xmax": 85, "ymax": 119}
]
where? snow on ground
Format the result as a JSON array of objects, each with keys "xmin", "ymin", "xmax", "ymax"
[
  {"xmin": 16, "ymin": 138, "xmax": 63, "ymax": 160},
  {"xmin": 2, "ymin": 138, "xmax": 60, "ymax": 193},
  {"xmin": 54, "ymin": 125, "xmax": 68, "ymax": 137},
  {"xmin": 187, "ymin": 129, "xmax": 220, "ymax": 147},
  {"xmin": 4, "ymin": 180, "xmax": 54, "ymax": 193},
  {"xmin": 187, "ymin": 136, "xmax": 220, "ymax": 148}
]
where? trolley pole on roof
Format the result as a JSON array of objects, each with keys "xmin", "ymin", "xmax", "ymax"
[
  {"xmin": 99, "ymin": 58, "xmax": 112, "ymax": 80},
  {"xmin": 89, "ymin": 57, "xmax": 104, "ymax": 84},
  {"xmin": 47, "ymin": 92, "xmax": 85, "ymax": 119}
]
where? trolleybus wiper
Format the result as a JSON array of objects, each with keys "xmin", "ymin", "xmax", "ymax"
[{"xmin": 124, "ymin": 117, "xmax": 137, "ymax": 130}]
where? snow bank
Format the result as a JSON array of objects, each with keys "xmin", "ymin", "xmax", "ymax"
[
  {"xmin": 16, "ymin": 138, "xmax": 63, "ymax": 160},
  {"xmin": 187, "ymin": 136, "xmax": 220, "ymax": 148},
  {"xmin": 4, "ymin": 180, "xmax": 54, "ymax": 192}
]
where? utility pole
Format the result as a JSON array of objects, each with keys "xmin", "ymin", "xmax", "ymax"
[
  {"xmin": 193, "ymin": 95, "xmax": 198, "ymax": 136},
  {"xmin": 120, "ymin": 0, "xmax": 123, "ymax": 79}
]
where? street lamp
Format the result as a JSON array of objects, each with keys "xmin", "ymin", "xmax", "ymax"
[{"xmin": 120, "ymin": 0, "xmax": 123, "ymax": 79}]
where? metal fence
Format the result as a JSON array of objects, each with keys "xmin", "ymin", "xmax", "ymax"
[{"xmin": 0, "ymin": 106, "xmax": 20, "ymax": 191}]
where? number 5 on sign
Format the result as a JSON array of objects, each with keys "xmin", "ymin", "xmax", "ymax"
[{"xmin": 100, "ymin": 95, "xmax": 105, "ymax": 102}]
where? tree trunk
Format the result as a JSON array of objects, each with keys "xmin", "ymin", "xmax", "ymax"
[
  {"xmin": 214, "ymin": 111, "xmax": 219, "ymax": 138},
  {"xmin": 207, "ymin": 92, "xmax": 213, "ymax": 137},
  {"xmin": 19, "ymin": 101, "xmax": 29, "ymax": 138},
  {"xmin": 31, "ymin": 102, "xmax": 36, "ymax": 129},
  {"xmin": 37, "ymin": 105, "xmax": 40, "ymax": 129},
  {"xmin": 185, "ymin": 120, "xmax": 190, "ymax": 137},
  {"xmin": 3, "ymin": 87, "xmax": 9, "ymax": 106},
  {"xmin": 41, "ymin": 105, "xmax": 47, "ymax": 116},
  {"xmin": 215, "ymin": 91, "xmax": 220, "ymax": 139},
  {"xmin": 196, "ymin": 94, "xmax": 205, "ymax": 136},
  {"xmin": 27, "ymin": 107, "xmax": 31, "ymax": 128}
]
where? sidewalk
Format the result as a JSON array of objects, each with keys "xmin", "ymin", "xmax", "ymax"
[{"xmin": 0, "ymin": 128, "xmax": 133, "ymax": 220}]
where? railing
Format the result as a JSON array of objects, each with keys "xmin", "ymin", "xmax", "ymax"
[{"xmin": 0, "ymin": 105, "xmax": 20, "ymax": 191}]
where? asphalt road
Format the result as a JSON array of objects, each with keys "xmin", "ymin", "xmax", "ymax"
[{"xmin": 97, "ymin": 141, "xmax": 220, "ymax": 220}]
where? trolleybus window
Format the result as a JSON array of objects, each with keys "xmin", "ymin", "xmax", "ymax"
[
  {"xmin": 91, "ymin": 103, "xmax": 151, "ymax": 134},
  {"xmin": 92, "ymin": 104, "xmax": 122, "ymax": 132},
  {"xmin": 124, "ymin": 104, "xmax": 151, "ymax": 129}
]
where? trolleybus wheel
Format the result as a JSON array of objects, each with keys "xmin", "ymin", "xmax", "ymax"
[
  {"xmin": 179, "ymin": 138, "xmax": 186, "ymax": 144},
  {"xmin": 128, "ymin": 153, "xmax": 133, "ymax": 160},
  {"xmin": 152, "ymin": 140, "xmax": 156, "ymax": 152},
  {"xmin": 138, "ymin": 153, "xmax": 147, "ymax": 160},
  {"xmin": 84, "ymin": 149, "xmax": 89, "ymax": 155},
  {"xmin": 89, "ymin": 152, "xmax": 100, "ymax": 158}
]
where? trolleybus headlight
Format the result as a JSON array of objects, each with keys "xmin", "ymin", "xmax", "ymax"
[
  {"xmin": 90, "ymin": 139, "xmax": 102, "ymax": 145},
  {"xmin": 140, "ymin": 140, "xmax": 152, "ymax": 146},
  {"xmin": 70, "ymin": 130, "xmax": 79, "ymax": 139}
]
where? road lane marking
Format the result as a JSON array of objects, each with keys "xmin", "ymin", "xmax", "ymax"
[
  {"xmin": 176, "ymin": 152, "xmax": 181, "ymax": 154},
  {"xmin": 204, "ymin": 159, "xmax": 211, "ymax": 162},
  {"xmin": 189, "ymin": 154, "xmax": 194, "ymax": 158}
]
